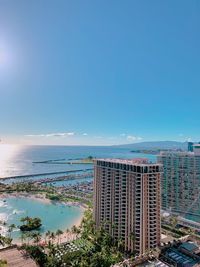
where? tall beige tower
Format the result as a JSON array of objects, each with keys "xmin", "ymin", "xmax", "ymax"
[{"xmin": 93, "ymin": 158, "xmax": 162, "ymax": 255}]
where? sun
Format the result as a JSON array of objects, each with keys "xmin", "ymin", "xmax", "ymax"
[
  {"xmin": 0, "ymin": 42, "xmax": 13, "ymax": 68},
  {"xmin": 0, "ymin": 50, "xmax": 7, "ymax": 65}
]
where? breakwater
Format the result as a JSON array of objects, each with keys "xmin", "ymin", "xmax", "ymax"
[{"xmin": 0, "ymin": 168, "xmax": 93, "ymax": 180}]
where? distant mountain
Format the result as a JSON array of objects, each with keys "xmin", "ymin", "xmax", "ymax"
[{"xmin": 114, "ymin": 141, "xmax": 188, "ymax": 150}]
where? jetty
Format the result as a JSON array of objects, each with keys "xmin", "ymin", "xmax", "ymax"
[{"xmin": 0, "ymin": 168, "xmax": 93, "ymax": 180}]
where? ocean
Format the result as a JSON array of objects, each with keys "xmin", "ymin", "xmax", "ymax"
[
  {"xmin": 0, "ymin": 144, "xmax": 156, "ymax": 178},
  {"xmin": 0, "ymin": 144, "xmax": 156, "ymax": 240}
]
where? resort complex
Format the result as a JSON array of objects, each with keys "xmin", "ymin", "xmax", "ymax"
[
  {"xmin": 158, "ymin": 150, "xmax": 200, "ymax": 218},
  {"xmin": 0, "ymin": 145, "xmax": 200, "ymax": 266},
  {"xmin": 94, "ymin": 158, "xmax": 162, "ymax": 255}
]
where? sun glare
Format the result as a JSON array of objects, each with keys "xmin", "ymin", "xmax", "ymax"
[
  {"xmin": 0, "ymin": 51, "xmax": 6, "ymax": 64},
  {"xmin": 0, "ymin": 49, "xmax": 10, "ymax": 67},
  {"xmin": 0, "ymin": 144, "xmax": 20, "ymax": 177},
  {"xmin": 0, "ymin": 40, "xmax": 14, "ymax": 69}
]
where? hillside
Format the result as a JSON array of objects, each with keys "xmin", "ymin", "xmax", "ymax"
[{"xmin": 114, "ymin": 141, "xmax": 188, "ymax": 150}]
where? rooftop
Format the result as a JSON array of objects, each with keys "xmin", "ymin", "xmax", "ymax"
[
  {"xmin": 179, "ymin": 242, "xmax": 199, "ymax": 253},
  {"xmin": 162, "ymin": 247, "xmax": 200, "ymax": 267},
  {"xmin": 137, "ymin": 260, "xmax": 169, "ymax": 266},
  {"xmin": 193, "ymin": 144, "xmax": 200, "ymax": 147},
  {"xmin": 94, "ymin": 158, "xmax": 161, "ymax": 166},
  {"xmin": 0, "ymin": 246, "xmax": 38, "ymax": 267}
]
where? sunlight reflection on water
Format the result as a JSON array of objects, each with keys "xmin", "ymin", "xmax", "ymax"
[{"xmin": 0, "ymin": 144, "xmax": 23, "ymax": 177}]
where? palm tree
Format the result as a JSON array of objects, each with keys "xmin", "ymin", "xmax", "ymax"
[
  {"xmin": 117, "ymin": 238, "xmax": 125, "ymax": 252},
  {"xmin": 144, "ymin": 248, "xmax": 152, "ymax": 258},
  {"xmin": 66, "ymin": 228, "xmax": 71, "ymax": 241},
  {"xmin": 71, "ymin": 225, "xmax": 78, "ymax": 234},
  {"xmin": 70, "ymin": 259, "xmax": 80, "ymax": 267},
  {"xmin": 0, "ymin": 235, "xmax": 12, "ymax": 247},
  {"xmin": 25, "ymin": 232, "xmax": 33, "ymax": 245},
  {"xmin": 129, "ymin": 232, "xmax": 135, "ymax": 251},
  {"xmin": 169, "ymin": 215, "xmax": 178, "ymax": 228},
  {"xmin": 8, "ymin": 224, "xmax": 16, "ymax": 239},
  {"xmin": 4, "ymin": 237, "xmax": 12, "ymax": 247},
  {"xmin": 48, "ymin": 244, "xmax": 57, "ymax": 258},
  {"xmin": 187, "ymin": 228, "xmax": 195, "ymax": 236},
  {"xmin": 0, "ymin": 259, "xmax": 7, "ymax": 266},
  {"xmin": 20, "ymin": 216, "xmax": 30, "ymax": 223},
  {"xmin": 7, "ymin": 228, "xmax": 12, "ymax": 239},
  {"xmin": 9, "ymin": 223, "xmax": 16, "ymax": 231},
  {"xmin": 71, "ymin": 225, "xmax": 80, "ymax": 240},
  {"xmin": 32, "ymin": 232, "xmax": 42, "ymax": 245},
  {"xmin": 20, "ymin": 232, "xmax": 26, "ymax": 245},
  {"xmin": 50, "ymin": 231, "xmax": 56, "ymax": 244},
  {"xmin": 45, "ymin": 230, "xmax": 51, "ymax": 244},
  {"xmin": 0, "ymin": 235, "xmax": 6, "ymax": 247},
  {"xmin": 56, "ymin": 229, "xmax": 63, "ymax": 244}
]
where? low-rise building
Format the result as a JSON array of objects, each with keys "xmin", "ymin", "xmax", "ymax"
[{"xmin": 159, "ymin": 241, "xmax": 200, "ymax": 267}]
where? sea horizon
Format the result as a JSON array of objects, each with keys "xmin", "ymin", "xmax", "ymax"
[{"xmin": 0, "ymin": 144, "xmax": 156, "ymax": 179}]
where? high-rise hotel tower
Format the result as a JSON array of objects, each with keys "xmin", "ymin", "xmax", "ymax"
[
  {"xmin": 158, "ymin": 151, "xmax": 200, "ymax": 217},
  {"xmin": 94, "ymin": 158, "xmax": 162, "ymax": 255}
]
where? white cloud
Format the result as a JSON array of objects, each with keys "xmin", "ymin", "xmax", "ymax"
[
  {"xmin": 178, "ymin": 135, "xmax": 192, "ymax": 142},
  {"xmin": 126, "ymin": 135, "xmax": 143, "ymax": 142},
  {"xmin": 178, "ymin": 134, "xmax": 193, "ymax": 142},
  {"xmin": 83, "ymin": 133, "xmax": 88, "ymax": 136},
  {"xmin": 119, "ymin": 133, "xmax": 143, "ymax": 142},
  {"xmin": 25, "ymin": 132, "xmax": 75, "ymax": 137}
]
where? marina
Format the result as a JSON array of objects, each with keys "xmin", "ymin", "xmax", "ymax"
[
  {"xmin": 0, "ymin": 168, "xmax": 93, "ymax": 181},
  {"xmin": 32, "ymin": 172, "xmax": 93, "ymax": 185}
]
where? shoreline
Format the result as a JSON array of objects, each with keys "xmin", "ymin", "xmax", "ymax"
[
  {"xmin": 0, "ymin": 193, "xmax": 87, "ymax": 246},
  {"xmin": 0, "ymin": 192, "xmax": 87, "ymax": 209},
  {"xmin": 13, "ymin": 217, "xmax": 83, "ymax": 246}
]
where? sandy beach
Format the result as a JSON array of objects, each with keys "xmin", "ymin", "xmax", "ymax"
[
  {"xmin": 12, "ymin": 213, "xmax": 83, "ymax": 246},
  {"xmin": 0, "ymin": 192, "xmax": 51, "ymax": 204},
  {"xmin": 14, "ymin": 229, "xmax": 80, "ymax": 247},
  {"xmin": 0, "ymin": 193, "xmax": 86, "ymax": 246},
  {"xmin": 0, "ymin": 192, "xmax": 87, "ymax": 209}
]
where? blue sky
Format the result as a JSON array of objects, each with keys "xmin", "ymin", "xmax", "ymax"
[{"xmin": 0, "ymin": 0, "xmax": 200, "ymax": 145}]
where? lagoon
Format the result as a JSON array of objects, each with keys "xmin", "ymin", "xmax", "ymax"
[{"xmin": 0, "ymin": 196, "xmax": 84, "ymax": 241}]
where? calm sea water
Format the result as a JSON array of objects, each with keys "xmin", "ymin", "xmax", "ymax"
[
  {"xmin": 0, "ymin": 145, "xmax": 156, "ymax": 178},
  {"xmin": 0, "ymin": 197, "xmax": 84, "ymax": 241}
]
